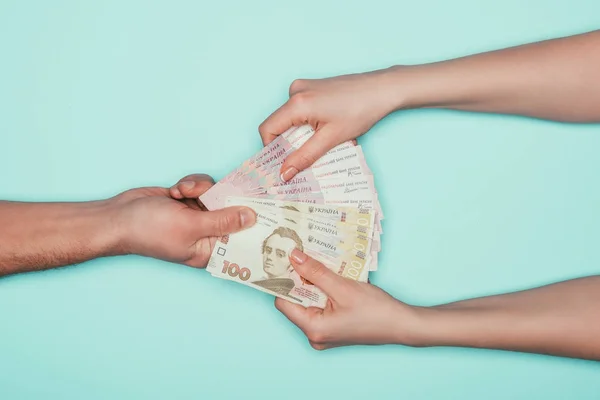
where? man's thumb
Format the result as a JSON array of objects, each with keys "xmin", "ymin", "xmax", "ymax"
[{"xmin": 197, "ymin": 206, "xmax": 257, "ymax": 237}]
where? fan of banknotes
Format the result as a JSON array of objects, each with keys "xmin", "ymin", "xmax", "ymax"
[{"xmin": 198, "ymin": 124, "xmax": 383, "ymax": 308}]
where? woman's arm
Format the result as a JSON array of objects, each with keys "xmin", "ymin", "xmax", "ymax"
[
  {"xmin": 398, "ymin": 29, "xmax": 600, "ymax": 123},
  {"xmin": 419, "ymin": 275, "xmax": 600, "ymax": 360},
  {"xmin": 260, "ymin": 29, "xmax": 600, "ymax": 181},
  {"xmin": 275, "ymin": 251, "xmax": 600, "ymax": 361}
]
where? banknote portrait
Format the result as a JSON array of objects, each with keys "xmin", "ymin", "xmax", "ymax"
[
  {"xmin": 201, "ymin": 124, "xmax": 380, "ymax": 308},
  {"xmin": 253, "ymin": 226, "xmax": 310, "ymax": 300}
]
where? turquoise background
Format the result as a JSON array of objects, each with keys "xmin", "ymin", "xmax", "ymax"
[{"xmin": 1, "ymin": 0, "xmax": 599, "ymax": 398}]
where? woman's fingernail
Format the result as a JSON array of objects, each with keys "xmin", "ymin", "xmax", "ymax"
[
  {"xmin": 240, "ymin": 208, "xmax": 257, "ymax": 228},
  {"xmin": 290, "ymin": 248, "xmax": 307, "ymax": 264},
  {"xmin": 180, "ymin": 180, "xmax": 195, "ymax": 190},
  {"xmin": 280, "ymin": 167, "xmax": 299, "ymax": 182}
]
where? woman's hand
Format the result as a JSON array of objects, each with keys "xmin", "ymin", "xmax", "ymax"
[
  {"xmin": 275, "ymin": 249, "xmax": 423, "ymax": 350},
  {"xmin": 259, "ymin": 68, "xmax": 404, "ymax": 182}
]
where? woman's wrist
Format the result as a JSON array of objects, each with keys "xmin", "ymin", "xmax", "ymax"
[
  {"xmin": 381, "ymin": 61, "xmax": 477, "ymax": 114},
  {"xmin": 388, "ymin": 302, "xmax": 440, "ymax": 348},
  {"xmin": 374, "ymin": 64, "xmax": 440, "ymax": 115},
  {"xmin": 391, "ymin": 302, "xmax": 480, "ymax": 348}
]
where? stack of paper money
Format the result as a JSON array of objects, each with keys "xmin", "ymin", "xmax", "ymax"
[{"xmin": 198, "ymin": 124, "xmax": 383, "ymax": 308}]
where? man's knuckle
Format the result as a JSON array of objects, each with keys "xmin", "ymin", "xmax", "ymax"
[{"xmin": 217, "ymin": 215, "xmax": 234, "ymax": 235}]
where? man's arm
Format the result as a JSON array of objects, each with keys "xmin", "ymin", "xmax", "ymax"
[
  {"xmin": 396, "ymin": 29, "xmax": 600, "ymax": 123},
  {"xmin": 0, "ymin": 174, "xmax": 257, "ymax": 277},
  {"xmin": 0, "ymin": 200, "xmax": 121, "ymax": 276},
  {"xmin": 416, "ymin": 276, "xmax": 600, "ymax": 360}
]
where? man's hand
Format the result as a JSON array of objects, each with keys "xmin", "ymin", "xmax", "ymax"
[
  {"xmin": 0, "ymin": 174, "xmax": 256, "ymax": 276},
  {"xmin": 275, "ymin": 249, "xmax": 423, "ymax": 350},
  {"xmin": 113, "ymin": 173, "xmax": 256, "ymax": 268}
]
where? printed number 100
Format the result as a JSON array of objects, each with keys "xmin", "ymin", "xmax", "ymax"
[{"xmin": 222, "ymin": 260, "xmax": 251, "ymax": 281}]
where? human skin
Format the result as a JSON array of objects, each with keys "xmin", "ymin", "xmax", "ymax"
[
  {"xmin": 258, "ymin": 29, "xmax": 600, "ymax": 181},
  {"xmin": 0, "ymin": 174, "xmax": 257, "ymax": 277},
  {"xmin": 276, "ymin": 249, "xmax": 600, "ymax": 361},
  {"xmin": 260, "ymin": 29, "xmax": 600, "ymax": 359}
]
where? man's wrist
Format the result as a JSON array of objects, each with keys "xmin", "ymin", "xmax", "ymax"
[
  {"xmin": 89, "ymin": 199, "xmax": 129, "ymax": 259},
  {"xmin": 0, "ymin": 199, "xmax": 128, "ymax": 276}
]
